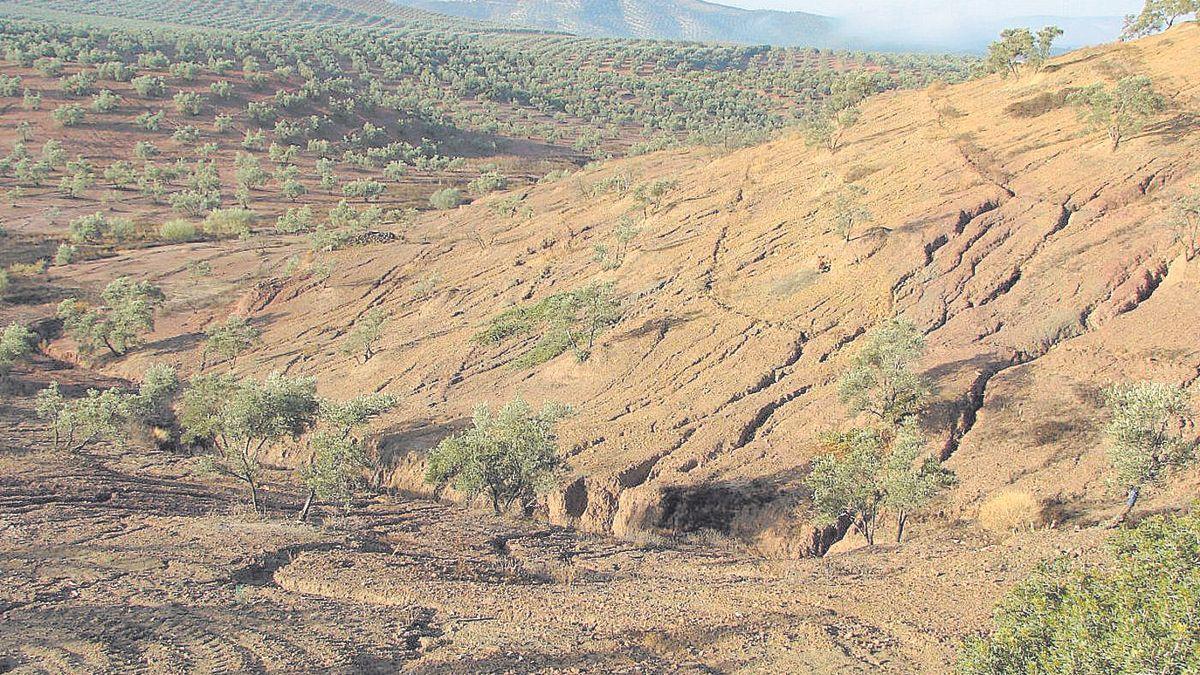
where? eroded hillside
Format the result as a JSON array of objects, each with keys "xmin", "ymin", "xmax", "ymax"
[{"xmin": 57, "ymin": 24, "xmax": 1200, "ymax": 556}]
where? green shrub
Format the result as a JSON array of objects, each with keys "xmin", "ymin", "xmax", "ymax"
[
  {"xmin": 203, "ymin": 208, "xmax": 256, "ymax": 238},
  {"xmin": 1104, "ymin": 381, "xmax": 1195, "ymax": 520},
  {"xmin": 474, "ymin": 282, "xmax": 621, "ymax": 367},
  {"xmin": 68, "ymin": 212, "xmax": 108, "ymax": 243},
  {"xmin": 55, "ymin": 243, "xmax": 78, "ymax": 266},
  {"xmin": 276, "ymin": 206, "xmax": 315, "ymax": 234},
  {"xmin": 180, "ymin": 372, "xmax": 319, "ymax": 513},
  {"xmin": 429, "ymin": 187, "xmax": 464, "ymax": 210},
  {"xmin": 0, "ymin": 321, "xmax": 37, "ymax": 373},
  {"xmin": 57, "ymin": 276, "xmax": 164, "ymax": 356},
  {"xmin": 467, "ymin": 171, "xmax": 508, "ymax": 196},
  {"xmin": 339, "ymin": 308, "xmax": 387, "ymax": 363},
  {"xmin": 52, "ymin": 104, "xmax": 86, "ymax": 127},
  {"xmin": 959, "ymin": 510, "xmax": 1200, "ymax": 674},
  {"xmin": 425, "ymin": 399, "xmax": 570, "ymax": 514},
  {"xmin": 159, "ymin": 219, "xmax": 200, "ymax": 243}
]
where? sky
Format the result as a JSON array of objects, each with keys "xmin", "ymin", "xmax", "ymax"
[
  {"xmin": 716, "ymin": 0, "xmax": 1149, "ymax": 50},
  {"xmin": 719, "ymin": 0, "xmax": 1143, "ymax": 18}
]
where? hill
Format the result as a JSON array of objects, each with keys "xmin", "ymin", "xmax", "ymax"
[
  {"xmin": 389, "ymin": 0, "xmax": 838, "ymax": 46},
  {"xmin": 43, "ymin": 22, "xmax": 1194, "ymax": 554}
]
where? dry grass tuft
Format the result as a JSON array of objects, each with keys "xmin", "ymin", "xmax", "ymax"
[{"xmin": 978, "ymin": 490, "xmax": 1044, "ymax": 534}]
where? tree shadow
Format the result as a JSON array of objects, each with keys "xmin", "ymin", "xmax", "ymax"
[{"xmin": 1145, "ymin": 111, "xmax": 1199, "ymax": 147}]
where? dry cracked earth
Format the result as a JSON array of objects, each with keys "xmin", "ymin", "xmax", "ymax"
[{"xmin": 0, "ymin": 362, "xmax": 1107, "ymax": 673}]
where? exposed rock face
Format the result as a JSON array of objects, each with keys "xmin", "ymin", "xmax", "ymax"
[{"xmin": 109, "ymin": 24, "xmax": 1200, "ymax": 554}]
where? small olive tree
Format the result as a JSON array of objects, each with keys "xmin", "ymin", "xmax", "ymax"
[
  {"xmin": 425, "ymin": 399, "xmax": 570, "ymax": 514},
  {"xmin": 57, "ymin": 276, "xmax": 164, "ymax": 357},
  {"xmin": 35, "ymin": 365, "xmax": 178, "ymax": 452},
  {"xmin": 838, "ymin": 318, "xmax": 929, "ymax": 425},
  {"xmin": 1068, "ymin": 76, "xmax": 1166, "ymax": 151},
  {"xmin": 959, "ymin": 511, "xmax": 1200, "ymax": 673},
  {"xmin": 298, "ymin": 393, "xmax": 398, "ymax": 521},
  {"xmin": 832, "ymin": 183, "xmax": 872, "ymax": 243},
  {"xmin": 339, "ymin": 308, "xmax": 387, "ymax": 364},
  {"xmin": 983, "ymin": 26, "xmax": 1063, "ymax": 78},
  {"xmin": 807, "ymin": 420, "xmax": 953, "ymax": 545},
  {"xmin": 803, "ymin": 71, "xmax": 874, "ymax": 151},
  {"xmin": 0, "ymin": 321, "xmax": 37, "ymax": 373},
  {"xmin": 808, "ymin": 317, "xmax": 950, "ymax": 546},
  {"xmin": 201, "ymin": 316, "xmax": 261, "ymax": 370},
  {"xmin": 1103, "ymin": 381, "xmax": 1195, "ymax": 521},
  {"xmin": 1166, "ymin": 184, "xmax": 1200, "ymax": 261},
  {"xmin": 179, "ymin": 372, "xmax": 320, "ymax": 514},
  {"xmin": 1122, "ymin": 0, "xmax": 1199, "ymax": 39}
]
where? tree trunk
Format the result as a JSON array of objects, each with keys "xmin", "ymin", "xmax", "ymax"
[
  {"xmin": 896, "ymin": 513, "xmax": 908, "ymax": 543},
  {"xmin": 248, "ymin": 479, "xmax": 260, "ymax": 515},
  {"xmin": 1118, "ymin": 485, "xmax": 1141, "ymax": 523},
  {"xmin": 298, "ymin": 489, "xmax": 315, "ymax": 522}
]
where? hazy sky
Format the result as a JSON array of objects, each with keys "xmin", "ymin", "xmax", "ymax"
[{"xmin": 720, "ymin": 0, "xmax": 1143, "ymax": 18}]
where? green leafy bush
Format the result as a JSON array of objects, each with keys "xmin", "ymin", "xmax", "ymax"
[
  {"xmin": 57, "ymin": 276, "xmax": 164, "ymax": 356},
  {"xmin": 158, "ymin": 219, "xmax": 200, "ymax": 243},
  {"xmin": 474, "ymin": 282, "xmax": 621, "ymax": 367},
  {"xmin": 203, "ymin": 208, "xmax": 256, "ymax": 239},
  {"xmin": 959, "ymin": 510, "xmax": 1200, "ymax": 674},
  {"xmin": 425, "ymin": 399, "xmax": 570, "ymax": 514},
  {"xmin": 429, "ymin": 187, "xmax": 464, "ymax": 210},
  {"xmin": 0, "ymin": 321, "xmax": 37, "ymax": 373},
  {"xmin": 180, "ymin": 372, "xmax": 320, "ymax": 513}
]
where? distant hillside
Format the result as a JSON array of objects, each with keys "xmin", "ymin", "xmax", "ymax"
[{"xmin": 388, "ymin": 0, "xmax": 839, "ymax": 46}]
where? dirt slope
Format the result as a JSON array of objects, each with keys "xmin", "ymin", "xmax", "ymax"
[
  {"xmin": 79, "ymin": 23, "xmax": 1200, "ymax": 554},
  {"xmin": 0, "ymin": 367, "xmax": 1105, "ymax": 673}
]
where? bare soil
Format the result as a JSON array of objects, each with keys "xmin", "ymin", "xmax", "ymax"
[{"xmin": 0, "ymin": 363, "xmax": 1108, "ymax": 673}]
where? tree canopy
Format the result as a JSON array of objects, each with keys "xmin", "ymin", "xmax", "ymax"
[
  {"xmin": 57, "ymin": 276, "xmax": 165, "ymax": 357},
  {"xmin": 425, "ymin": 399, "xmax": 570, "ymax": 514}
]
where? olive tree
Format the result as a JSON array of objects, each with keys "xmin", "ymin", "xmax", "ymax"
[
  {"xmin": 201, "ymin": 316, "xmax": 261, "ymax": 369},
  {"xmin": 1068, "ymin": 76, "xmax": 1166, "ymax": 151},
  {"xmin": 959, "ymin": 511, "xmax": 1200, "ymax": 674},
  {"xmin": 57, "ymin": 277, "xmax": 165, "ymax": 357},
  {"xmin": 339, "ymin": 308, "xmax": 387, "ymax": 364},
  {"xmin": 1167, "ymin": 184, "xmax": 1200, "ymax": 260},
  {"xmin": 0, "ymin": 321, "xmax": 37, "ymax": 373},
  {"xmin": 298, "ymin": 393, "xmax": 398, "ymax": 521},
  {"xmin": 838, "ymin": 318, "xmax": 929, "ymax": 425},
  {"xmin": 807, "ymin": 420, "xmax": 953, "ymax": 545},
  {"xmin": 35, "ymin": 365, "xmax": 178, "ymax": 452},
  {"xmin": 179, "ymin": 372, "xmax": 320, "ymax": 514},
  {"xmin": 808, "ymin": 316, "xmax": 950, "ymax": 546},
  {"xmin": 429, "ymin": 187, "xmax": 464, "ymax": 210},
  {"xmin": 832, "ymin": 183, "xmax": 871, "ymax": 243},
  {"xmin": 425, "ymin": 399, "xmax": 570, "ymax": 514},
  {"xmin": 342, "ymin": 179, "xmax": 385, "ymax": 203},
  {"xmin": 803, "ymin": 72, "xmax": 874, "ymax": 151},
  {"xmin": 1122, "ymin": 0, "xmax": 1199, "ymax": 39},
  {"xmin": 983, "ymin": 26, "xmax": 1063, "ymax": 78},
  {"xmin": 1103, "ymin": 381, "xmax": 1195, "ymax": 521}
]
